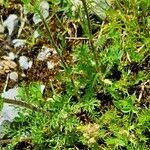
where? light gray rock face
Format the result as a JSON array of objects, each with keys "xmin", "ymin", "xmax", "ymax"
[
  {"xmin": 0, "ymin": 104, "xmax": 19, "ymax": 138},
  {"xmin": 0, "ymin": 87, "xmax": 19, "ymax": 138}
]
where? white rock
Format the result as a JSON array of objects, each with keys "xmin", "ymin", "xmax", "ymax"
[
  {"xmin": 0, "ymin": 103, "xmax": 19, "ymax": 138},
  {"xmin": 1, "ymin": 104, "xmax": 19, "ymax": 123},
  {"xmin": 21, "ymin": 73, "xmax": 26, "ymax": 77},
  {"xmin": 47, "ymin": 61, "xmax": 55, "ymax": 69},
  {"xmin": 1, "ymin": 87, "xmax": 18, "ymax": 99},
  {"xmin": 1, "ymin": 52, "xmax": 16, "ymax": 60},
  {"xmin": 8, "ymin": 52, "xmax": 16, "ymax": 60},
  {"xmin": 9, "ymin": 72, "xmax": 18, "ymax": 81},
  {"xmin": 37, "ymin": 46, "xmax": 57, "ymax": 61},
  {"xmin": 43, "ymin": 46, "xmax": 57, "ymax": 54},
  {"xmin": 0, "ymin": 87, "xmax": 19, "ymax": 138},
  {"xmin": 12, "ymin": 39, "xmax": 26, "ymax": 48},
  {"xmin": 19, "ymin": 56, "xmax": 33, "ymax": 70},
  {"xmin": 3, "ymin": 14, "xmax": 19, "ymax": 36},
  {"xmin": 0, "ymin": 84, "xmax": 45, "ymax": 138},
  {"xmin": 33, "ymin": 13, "xmax": 41, "ymax": 24},
  {"xmin": 37, "ymin": 47, "xmax": 51, "ymax": 61},
  {"xmin": 33, "ymin": 1, "xmax": 49, "ymax": 24}
]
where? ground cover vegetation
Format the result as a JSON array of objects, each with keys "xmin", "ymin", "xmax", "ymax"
[{"xmin": 0, "ymin": 0, "xmax": 150, "ymax": 149}]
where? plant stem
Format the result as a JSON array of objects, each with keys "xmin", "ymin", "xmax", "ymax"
[
  {"xmin": 4, "ymin": 99, "xmax": 50, "ymax": 116},
  {"xmin": 80, "ymin": 0, "xmax": 99, "ymax": 72},
  {"xmin": 0, "ymin": 137, "xmax": 32, "ymax": 145},
  {"xmin": 37, "ymin": 9, "xmax": 67, "ymax": 69},
  {"xmin": 37, "ymin": 10, "xmax": 78, "ymax": 98}
]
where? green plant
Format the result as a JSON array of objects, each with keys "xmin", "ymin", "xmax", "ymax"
[{"xmin": 0, "ymin": 0, "xmax": 150, "ymax": 149}]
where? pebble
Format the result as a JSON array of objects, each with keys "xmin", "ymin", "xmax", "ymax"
[
  {"xmin": 47, "ymin": 61, "xmax": 55, "ymax": 69},
  {"xmin": 9, "ymin": 71, "xmax": 18, "ymax": 81},
  {"xmin": 19, "ymin": 56, "xmax": 33, "ymax": 70},
  {"xmin": 3, "ymin": 14, "xmax": 19, "ymax": 36},
  {"xmin": 32, "ymin": 1, "xmax": 49, "ymax": 24},
  {"xmin": 12, "ymin": 39, "xmax": 26, "ymax": 48}
]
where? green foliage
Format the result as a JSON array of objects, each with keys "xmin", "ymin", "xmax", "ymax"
[
  {"xmin": 0, "ymin": 96, "xmax": 3, "ymax": 111},
  {"xmin": 113, "ymin": 95, "xmax": 138, "ymax": 113},
  {"xmin": 1, "ymin": 0, "xmax": 150, "ymax": 149},
  {"xmin": 1, "ymin": 0, "xmax": 9, "ymax": 8},
  {"xmin": 18, "ymin": 82, "xmax": 45, "ymax": 106}
]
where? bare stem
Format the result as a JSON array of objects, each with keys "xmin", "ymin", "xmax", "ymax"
[
  {"xmin": 4, "ymin": 99, "xmax": 50, "ymax": 116},
  {"xmin": 80, "ymin": 0, "xmax": 99, "ymax": 72},
  {"xmin": 0, "ymin": 137, "xmax": 32, "ymax": 145},
  {"xmin": 37, "ymin": 10, "xmax": 78, "ymax": 98},
  {"xmin": 37, "ymin": 10, "xmax": 67, "ymax": 69}
]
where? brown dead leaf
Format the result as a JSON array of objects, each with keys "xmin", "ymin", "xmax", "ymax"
[{"xmin": 0, "ymin": 60, "xmax": 17, "ymax": 74}]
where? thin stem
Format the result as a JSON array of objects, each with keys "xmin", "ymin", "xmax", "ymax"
[
  {"xmin": 37, "ymin": 10, "xmax": 67, "ymax": 69},
  {"xmin": 0, "ymin": 137, "xmax": 32, "ymax": 145},
  {"xmin": 37, "ymin": 9, "xmax": 78, "ymax": 98},
  {"xmin": 55, "ymin": 14, "xmax": 67, "ymax": 31},
  {"xmin": 50, "ymin": 80, "xmax": 56, "ymax": 95},
  {"xmin": 4, "ymin": 99, "xmax": 50, "ymax": 116},
  {"xmin": 80, "ymin": 0, "xmax": 99, "ymax": 72},
  {"xmin": 65, "ymin": 37, "xmax": 90, "ymax": 40}
]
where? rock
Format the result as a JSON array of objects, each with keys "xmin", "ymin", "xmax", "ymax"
[
  {"xmin": 3, "ymin": 14, "xmax": 19, "ymax": 36},
  {"xmin": 2, "ymin": 52, "xmax": 16, "ymax": 60},
  {"xmin": 47, "ymin": 61, "xmax": 55, "ymax": 69},
  {"xmin": 9, "ymin": 71, "xmax": 18, "ymax": 81},
  {"xmin": 37, "ymin": 46, "xmax": 51, "ymax": 61},
  {"xmin": 12, "ymin": 39, "xmax": 26, "ymax": 48},
  {"xmin": 19, "ymin": 56, "xmax": 33, "ymax": 70},
  {"xmin": 32, "ymin": 1, "xmax": 49, "ymax": 24},
  {"xmin": 0, "ymin": 87, "xmax": 19, "ymax": 138}
]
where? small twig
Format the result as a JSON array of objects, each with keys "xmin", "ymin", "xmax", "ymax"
[
  {"xmin": 138, "ymin": 85, "xmax": 144, "ymax": 102},
  {"xmin": 126, "ymin": 52, "xmax": 132, "ymax": 63},
  {"xmin": 97, "ymin": 21, "xmax": 105, "ymax": 39},
  {"xmin": 0, "ymin": 139, "xmax": 12, "ymax": 145},
  {"xmin": 136, "ymin": 45, "xmax": 144, "ymax": 53},
  {"xmin": 3, "ymin": 73, "xmax": 9, "ymax": 93},
  {"xmin": 138, "ymin": 80, "xmax": 150, "ymax": 102},
  {"xmin": 0, "ymin": 137, "xmax": 32, "ymax": 145},
  {"xmin": 65, "ymin": 37, "xmax": 89, "ymax": 40},
  {"xmin": 65, "ymin": 37, "xmax": 98, "ymax": 40},
  {"xmin": 50, "ymin": 80, "xmax": 56, "ymax": 95},
  {"xmin": 3, "ymin": 98, "xmax": 50, "ymax": 116},
  {"xmin": 17, "ymin": 4, "xmax": 26, "ymax": 37}
]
